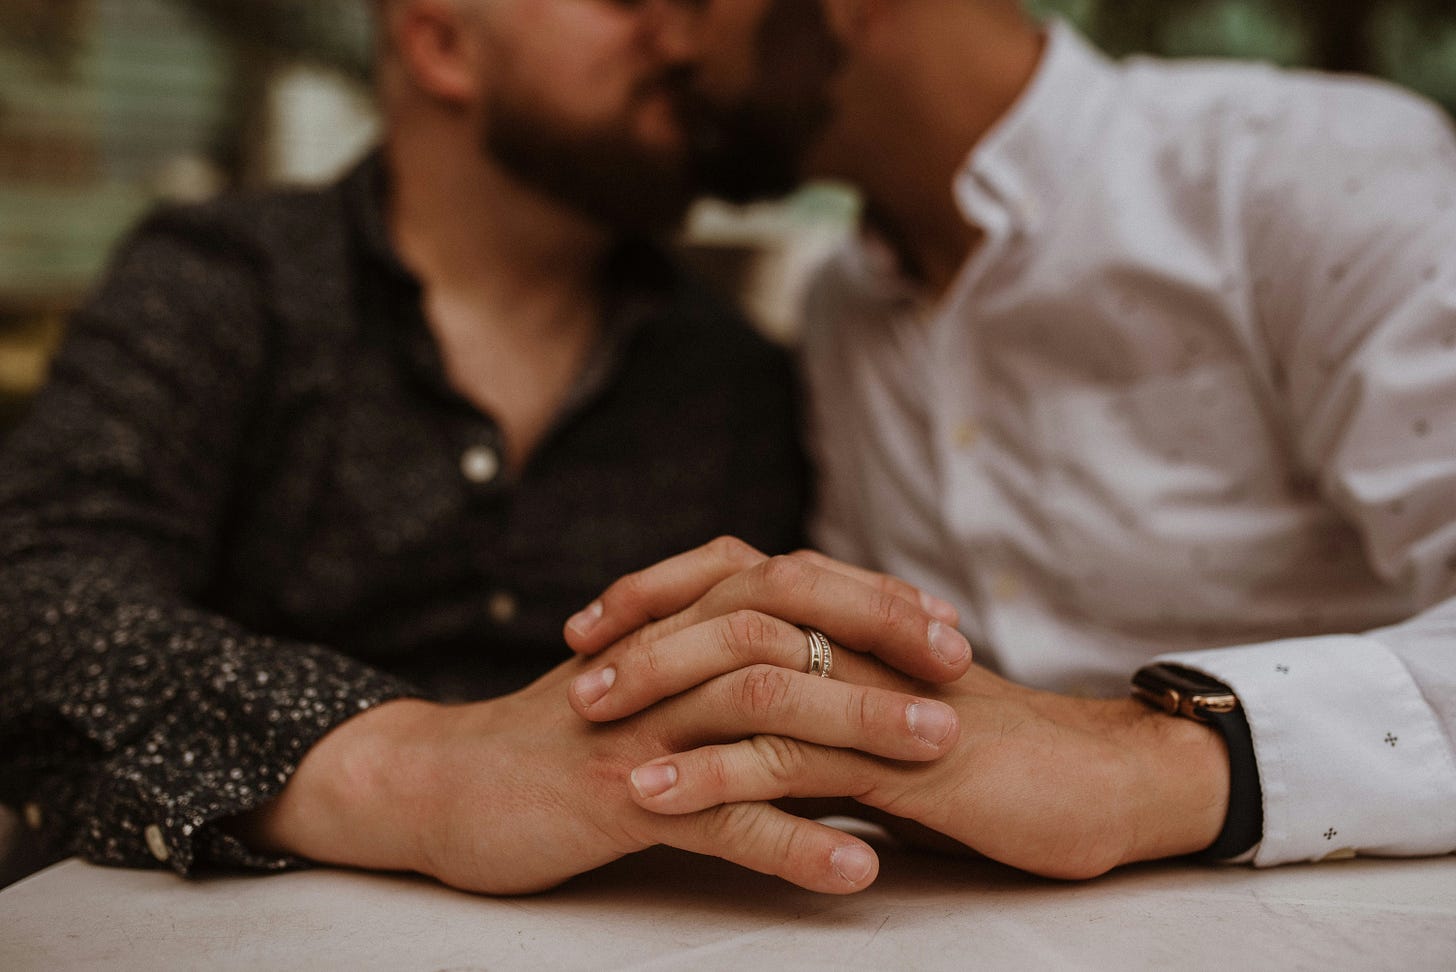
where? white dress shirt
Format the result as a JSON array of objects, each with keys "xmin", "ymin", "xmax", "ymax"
[{"xmin": 802, "ymin": 21, "xmax": 1456, "ymax": 867}]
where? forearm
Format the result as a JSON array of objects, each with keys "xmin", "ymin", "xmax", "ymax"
[
  {"xmin": 229, "ymin": 698, "xmax": 443, "ymax": 874},
  {"xmin": 0, "ymin": 553, "xmax": 419, "ymax": 874}
]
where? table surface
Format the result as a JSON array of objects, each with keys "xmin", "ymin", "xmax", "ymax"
[{"xmin": 3, "ymin": 840, "xmax": 1453, "ymax": 971}]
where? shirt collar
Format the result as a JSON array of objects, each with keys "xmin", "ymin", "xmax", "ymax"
[
  {"xmin": 340, "ymin": 148, "xmax": 679, "ymax": 414},
  {"xmin": 344, "ymin": 149, "xmax": 417, "ymax": 287},
  {"xmin": 835, "ymin": 21, "xmax": 1119, "ymax": 304},
  {"xmin": 954, "ymin": 19, "xmax": 1120, "ymax": 236}
]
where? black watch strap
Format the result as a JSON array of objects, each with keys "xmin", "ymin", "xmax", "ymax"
[
  {"xmin": 1196, "ymin": 694, "xmax": 1262, "ymax": 860},
  {"xmin": 1132, "ymin": 664, "xmax": 1263, "ymax": 860}
]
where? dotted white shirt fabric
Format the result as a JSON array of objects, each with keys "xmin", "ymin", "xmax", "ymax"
[{"xmin": 802, "ymin": 21, "xmax": 1456, "ymax": 867}]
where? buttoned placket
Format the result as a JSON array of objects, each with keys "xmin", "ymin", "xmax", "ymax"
[{"xmin": 924, "ymin": 164, "xmax": 1027, "ymax": 637}]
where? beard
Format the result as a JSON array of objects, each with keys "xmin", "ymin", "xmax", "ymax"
[
  {"xmin": 677, "ymin": 88, "xmax": 816, "ymax": 206},
  {"xmin": 683, "ymin": 0, "xmax": 843, "ymax": 206},
  {"xmin": 483, "ymin": 78, "xmax": 700, "ymax": 234},
  {"xmin": 482, "ymin": 0, "xmax": 842, "ymax": 231}
]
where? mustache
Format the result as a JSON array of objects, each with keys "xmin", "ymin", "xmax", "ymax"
[
  {"xmin": 629, "ymin": 67, "xmax": 738, "ymax": 161},
  {"xmin": 631, "ymin": 65, "xmax": 697, "ymax": 110}
]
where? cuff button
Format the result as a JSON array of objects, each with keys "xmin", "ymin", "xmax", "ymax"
[{"xmin": 144, "ymin": 824, "xmax": 171, "ymax": 863}]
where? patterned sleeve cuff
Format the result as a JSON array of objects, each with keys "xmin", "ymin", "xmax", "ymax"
[
  {"xmin": 69, "ymin": 669, "xmax": 419, "ymax": 877},
  {"xmin": 1158, "ymin": 635, "xmax": 1456, "ymax": 866}
]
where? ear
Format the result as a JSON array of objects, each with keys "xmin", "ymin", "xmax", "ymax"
[{"xmin": 392, "ymin": 0, "xmax": 488, "ymax": 106}]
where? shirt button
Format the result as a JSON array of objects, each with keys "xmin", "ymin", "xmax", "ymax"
[
  {"xmin": 460, "ymin": 445, "xmax": 501, "ymax": 485},
  {"xmin": 992, "ymin": 571, "xmax": 1022, "ymax": 602},
  {"xmin": 22, "ymin": 802, "xmax": 43, "ymax": 830},
  {"xmin": 953, "ymin": 419, "xmax": 982, "ymax": 450},
  {"xmin": 144, "ymin": 823, "xmax": 171, "ymax": 863},
  {"xmin": 488, "ymin": 590, "xmax": 519, "ymax": 625}
]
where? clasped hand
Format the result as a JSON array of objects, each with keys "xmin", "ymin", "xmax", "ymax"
[
  {"xmin": 565, "ymin": 538, "xmax": 1232, "ymax": 885},
  {"xmin": 239, "ymin": 539, "xmax": 973, "ymax": 895},
  {"xmin": 245, "ymin": 538, "xmax": 1225, "ymax": 894}
]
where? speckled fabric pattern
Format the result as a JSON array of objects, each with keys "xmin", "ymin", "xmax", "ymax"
[{"xmin": 0, "ymin": 154, "xmax": 809, "ymax": 876}]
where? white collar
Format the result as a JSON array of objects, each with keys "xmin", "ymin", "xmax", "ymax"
[
  {"xmin": 953, "ymin": 19, "xmax": 1120, "ymax": 235},
  {"xmin": 838, "ymin": 21, "xmax": 1120, "ymax": 301}
]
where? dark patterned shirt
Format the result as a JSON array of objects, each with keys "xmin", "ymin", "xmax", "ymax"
[{"xmin": 0, "ymin": 155, "xmax": 808, "ymax": 876}]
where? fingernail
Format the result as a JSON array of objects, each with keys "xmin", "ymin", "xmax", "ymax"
[
  {"xmin": 630, "ymin": 763, "xmax": 678, "ymax": 799},
  {"xmin": 920, "ymin": 591, "xmax": 959, "ymax": 624},
  {"xmin": 831, "ymin": 844, "xmax": 875, "ymax": 886},
  {"xmin": 567, "ymin": 600, "xmax": 604, "ymax": 637},
  {"xmin": 573, "ymin": 666, "xmax": 616, "ymax": 707},
  {"xmin": 928, "ymin": 620, "xmax": 971, "ymax": 665},
  {"xmin": 907, "ymin": 701, "xmax": 956, "ymax": 747}
]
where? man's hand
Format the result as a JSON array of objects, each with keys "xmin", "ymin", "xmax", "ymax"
[
  {"xmin": 230, "ymin": 648, "xmax": 960, "ymax": 896},
  {"xmin": 563, "ymin": 537, "xmax": 972, "ymax": 686},
  {"xmin": 562, "ymin": 540, "xmax": 1229, "ymax": 879},
  {"xmin": 624, "ymin": 665, "xmax": 1232, "ymax": 880}
]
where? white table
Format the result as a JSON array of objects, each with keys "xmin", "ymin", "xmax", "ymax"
[{"xmin": 3, "ymin": 841, "xmax": 1453, "ymax": 971}]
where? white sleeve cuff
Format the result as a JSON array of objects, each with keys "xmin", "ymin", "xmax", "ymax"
[{"xmin": 1157, "ymin": 635, "xmax": 1456, "ymax": 867}]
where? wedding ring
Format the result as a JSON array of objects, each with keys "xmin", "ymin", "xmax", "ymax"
[{"xmin": 803, "ymin": 627, "xmax": 834, "ymax": 678}]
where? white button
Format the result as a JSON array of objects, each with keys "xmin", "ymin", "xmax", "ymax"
[
  {"xmin": 992, "ymin": 571, "xmax": 1022, "ymax": 602},
  {"xmin": 22, "ymin": 802, "xmax": 43, "ymax": 830},
  {"xmin": 952, "ymin": 419, "xmax": 982, "ymax": 450},
  {"xmin": 144, "ymin": 824, "xmax": 171, "ymax": 862},
  {"xmin": 460, "ymin": 445, "xmax": 501, "ymax": 485},
  {"xmin": 488, "ymin": 590, "xmax": 518, "ymax": 625}
]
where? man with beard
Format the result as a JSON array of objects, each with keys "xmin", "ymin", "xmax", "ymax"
[
  {"xmin": 571, "ymin": 0, "xmax": 1456, "ymax": 879},
  {"xmin": 0, "ymin": 0, "xmax": 977, "ymax": 894}
]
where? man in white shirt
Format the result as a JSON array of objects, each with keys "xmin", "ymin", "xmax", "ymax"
[{"xmin": 566, "ymin": 0, "xmax": 1456, "ymax": 877}]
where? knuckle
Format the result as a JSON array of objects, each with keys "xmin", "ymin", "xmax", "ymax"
[
  {"xmin": 848, "ymin": 687, "xmax": 881, "ymax": 732},
  {"xmin": 787, "ymin": 548, "xmax": 823, "ymax": 567},
  {"xmin": 877, "ymin": 572, "xmax": 914, "ymax": 599},
  {"xmin": 604, "ymin": 569, "xmax": 651, "ymax": 612},
  {"xmin": 778, "ymin": 823, "xmax": 818, "ymax": 871},
  {"xmin": 748, "ymin": 734, "xmax": 801, "ymax": 785},
  {"xmin": 723, "ymin": 609, "xmax": 775, "ymax": 661},
  {"xmin": 701, "ymin": 801, "xmax": 759, "ymax": 845},
  {"xmin": 634, "ymin": 641, "xmax": 666, "ymax": 679},
  {"xmin": 870, "ymin": 589, "xmax": 914, "ymax": 634},
  {"xmin": 700, "ymin": 749, "xmax": 733, "ymax": 794},
  {"xmin": 733, "ymin": 664, "xmax": 796, "ymax": 719},
  {"xmin": 708, "ymin": 535, "xmax": 762, "ymax": 570},
  {"xmin": 758, "ymin": 555, "xmax": 812, "ymax": 596}
]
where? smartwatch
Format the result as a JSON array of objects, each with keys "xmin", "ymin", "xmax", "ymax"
[{"xmin": 1131, "ymin": 663, "xmax": 1263, "ymax": 860}]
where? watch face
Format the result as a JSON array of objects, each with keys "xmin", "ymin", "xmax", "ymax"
[
  {"xmin": 1133, "ymin": 664, "xmax": 1239, "ymax": 721},
  {"xmin": 1136, "ymin": 664, "xmax": 1229, "ymax": 695}
]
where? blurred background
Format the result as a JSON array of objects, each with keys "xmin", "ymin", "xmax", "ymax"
[{"xmin": 2, "ymin": 0, "xmax": 1456, "ymax": 432}]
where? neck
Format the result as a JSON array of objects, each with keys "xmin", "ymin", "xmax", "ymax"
[
  {"xmin": 378, "ymin": 121, "xmax": 615, "ymax": 468},
  {"xmin": 822, "ymin": 5, "xmax": 1044, "ymax": 294},
  {"xmin": 383, "ymin": 127, "xmax": 609, "ymax": 334}
]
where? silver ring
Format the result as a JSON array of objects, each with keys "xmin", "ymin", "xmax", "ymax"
[{"xmin": 803, "ymin": 627, "xmax": 834, "ymax": 678}]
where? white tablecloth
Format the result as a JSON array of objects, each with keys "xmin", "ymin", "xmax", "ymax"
[{"xmin": 3, "ymin": 841, "xmax": 1453, "ymax": 970}]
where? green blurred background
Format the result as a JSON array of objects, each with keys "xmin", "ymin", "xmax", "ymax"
[{"xmin": 3, "ymin": 0, "xmax": 1456, "ymax": 428}]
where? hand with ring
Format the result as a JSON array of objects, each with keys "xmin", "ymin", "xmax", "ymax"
[
  {"xmin": 234, "ymin": 538, "xmax": 969, "ymax": 899},
  {"xmin": 804, "ymin": 627, "xmax": 834, "ymax": 678},
  {"xmin": 563, "ymin": 538, "xmax": 1232, "ymax": 883},
  {"xmin": 563, "ymin": 536, "xmax": 973, "ymax": 726}
]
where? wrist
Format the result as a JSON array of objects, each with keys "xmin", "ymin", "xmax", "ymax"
[
  {"xmin": 1112, "ymin": 698, "xmax": 1230, "ymax": 865},
  {"xmin": 231, "ymin": 697, "xmax": 444, "ymax": 874}
]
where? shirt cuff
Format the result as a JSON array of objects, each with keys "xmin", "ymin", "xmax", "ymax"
[{"xmin": 1157, "ymin": 634, "xmax": 1456, "ymax": 866}]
